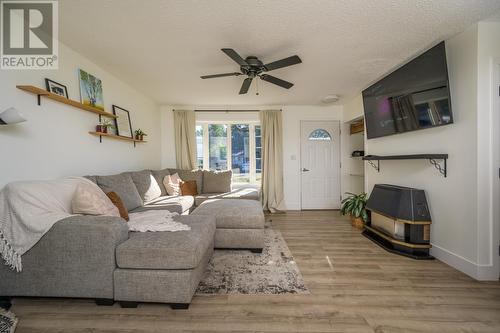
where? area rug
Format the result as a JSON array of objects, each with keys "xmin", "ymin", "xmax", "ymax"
[
  {"xmin": 196, "ymin": 226, "xmax": 309, "ymax": 295},
  {"xmin": 0, "ymin": 309, "xmax": 17, "ymax": 333}
]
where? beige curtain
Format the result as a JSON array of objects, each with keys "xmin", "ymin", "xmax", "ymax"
[
  {"xmin": 260, "ymin": 110, "xmax": 284, "ymax": 213},
  {"xmin": 173, "ymin": 110, "xmax": 196, "ymax": 170}
]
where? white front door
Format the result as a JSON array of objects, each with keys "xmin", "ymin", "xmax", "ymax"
[{"xmin": 300, "ymin": 121, "xmax": 341, "ymax": 209}]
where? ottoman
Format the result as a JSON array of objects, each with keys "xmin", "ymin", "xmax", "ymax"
[
  {"xmin": 191, "ymin": 199, "xmax": 265, "ymax": 252},
  {"xmin": 113, "ymin": 215, "xmax": 216, "ymax": 309}
]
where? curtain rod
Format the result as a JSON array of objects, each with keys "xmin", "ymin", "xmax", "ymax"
[{"xmin": 172, "ymin": 109, "xmax": 282, "ymax": 112}]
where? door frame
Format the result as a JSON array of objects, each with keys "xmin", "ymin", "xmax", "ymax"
[{"xmin": 299, "ymin": 120, "xmax": 342, "ymax": 210}]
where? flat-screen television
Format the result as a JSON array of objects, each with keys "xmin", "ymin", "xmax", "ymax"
[{"xmin": 362, "ymin": 42, "xmax": 453, "ymax": 139}]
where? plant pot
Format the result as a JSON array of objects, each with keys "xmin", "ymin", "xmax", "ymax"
[
  {"xmin": 350, "ymin": 215, "xmax": 364, "ymax": 230},
  {"xmin": 96, "ymin": 125, "xmax": 107, "ymax": 133},
  {"xmin": 139, "ymin": 134, "xmax": 144, "ymax": 141},
  {"xmin": 135, "ymin": 134, "xmax": 141, "ymax": 140}
]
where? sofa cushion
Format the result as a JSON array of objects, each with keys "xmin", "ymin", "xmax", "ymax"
[
  {"xmin": 128, "ymin": 170, "xmax": 162, "ymax": 203},
  {"xmin": 195, "ymin": 186, "xmax": 260, "ymax": 206},
  {"xmin": 130, "ymin": 195, "xmax": 194, "ymax": 214},
  {"xmin": 116, "ymin": 215, "xmax": 216, "ymax": 270},
  {"xmin": 191, "ymin": 199, "xmax": 264, "ymax": 229},
  {"xmin": 151, "ymin": 168, "xmax": 170, "ymax": 196},
  {"xmin": 168, "ymin": 169, "xmax": 203, "ymax": 194},
  {"xmin": 96, "ymin": 173, "xmax": 143, "ymax": 211},
  {"xmin": 202, "ymin": 170, "xmax": 232, "ymax": 193}
]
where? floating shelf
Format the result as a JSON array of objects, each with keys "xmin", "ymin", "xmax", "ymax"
[
  {"xmin": 17, "ymin": 85, "xmax": 117, "ymax": 118},
  {"xmin": 362, "ymin": 154, "xmax": 448, "ymax": 177},
  {"xmin": 89, "ymin": 131, "xmax": 146, "ymax": 147}
]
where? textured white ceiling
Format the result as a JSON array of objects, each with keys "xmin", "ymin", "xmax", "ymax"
[{"xmin": 59, "ymin": 0, "xmax": 500, "ymax": 105}]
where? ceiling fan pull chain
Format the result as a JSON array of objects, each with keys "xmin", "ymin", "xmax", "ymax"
[{"xmin": 256, "ymin": 77, "xmax": 259, "ymax": 96}]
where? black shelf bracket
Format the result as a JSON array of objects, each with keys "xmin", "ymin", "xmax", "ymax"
[
  {"xmin": 367, "ymin": 160, "xmax": 380, "ymax": 172},
  {"xmin": 37, "ymin": 94, "xmax": 42, "ymax": 106},
  {"xmin": 429, "ymin": 158, "xmax": 447, "ymax": 177}
]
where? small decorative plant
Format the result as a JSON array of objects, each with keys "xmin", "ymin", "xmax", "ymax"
[
  {"xmin": 134, "ymin": 129, "xmax": 147, "ymax": 141},
  {"xmin": 95, "ymin": 118, "xmax": 114, "ymax": 133},
  {"xmin": 341, "ymin": 192, "xmax": 368, "ymax": 230}
]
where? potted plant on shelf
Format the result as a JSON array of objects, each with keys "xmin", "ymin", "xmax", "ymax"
[
  {"xmin": 134, "ymin": 129, "xmax": 147, "ymax": 141},
  {"xmin": 95, "ymin": 119, "xmax": 114, "ymax": 134},
  {"xmin": 341, "ymin": 192, "xmax": 368, "ymax": 230}
]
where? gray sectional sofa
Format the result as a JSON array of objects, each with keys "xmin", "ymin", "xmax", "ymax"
[{"xmin": 0, "ymin": 168, "xmax": 264, "ymax": 310}]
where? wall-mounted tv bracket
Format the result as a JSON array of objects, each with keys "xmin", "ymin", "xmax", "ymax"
[{"xmin": 363, "ymin": 154, "xmax": 448, "ymax": 178}]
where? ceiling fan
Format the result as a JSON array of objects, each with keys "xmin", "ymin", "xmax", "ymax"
[{"xmin": 201, "ymin": 48, "xmax": 302, "ymax": 95}]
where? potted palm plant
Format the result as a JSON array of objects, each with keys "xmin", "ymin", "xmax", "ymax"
[{"xmin": 341, "ymin": 192, "xmax": 368, "ymax": 230}]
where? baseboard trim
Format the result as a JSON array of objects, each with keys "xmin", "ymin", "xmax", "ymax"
[{"xmin": 431, "ymin": 244, "xmax": 498, "ymax": 281}]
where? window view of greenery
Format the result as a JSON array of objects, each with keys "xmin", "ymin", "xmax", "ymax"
[
  {"xmin": 196, "ymin": 125, "xmax": 203, "ymax": 169},
  {"xmin": 198, "ymin": 123, "xmax": 261, "ymax": 184},
  {"xmin": 231, "ymin": 124, "xmax": 250, "ymax": 183},
  {"xmin": 209, "ymin": 124, "xmax": 227, "ymax": 170},
  {"xmin": 255, "ymin": 125, "xmax": 262, "ymax": 182}
]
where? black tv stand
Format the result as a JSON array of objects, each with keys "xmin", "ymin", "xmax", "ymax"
[{"xmin": 362, "ymin": 154, "xmax": 448, "ymax": 177}]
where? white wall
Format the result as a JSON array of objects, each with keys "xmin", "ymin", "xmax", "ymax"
[
  {"xmin": 160, "ymin": 104, "xmax": 344, "ymax": 210},
  {"xmin": 476, "ymin": 21, "xmax": 500, "ymax": 279},
  {"xmin": 281, "ymin": 105, "xmax": 343, "ymax": 210},
  {"xmin": 0, "ymin": 43, "xmax": 161, "ymax": 188},
  {"xmin": 362, "ymin": 23, "xmax": 500, "ymax": 280}
]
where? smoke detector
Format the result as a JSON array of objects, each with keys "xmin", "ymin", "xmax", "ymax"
[{"xmin": 322, "ymin": 95, "xmax": 339, "ymax": 103}]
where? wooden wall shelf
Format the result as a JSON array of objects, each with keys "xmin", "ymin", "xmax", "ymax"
[
  {"xmin": 17, "ymin": 85, "xmax": 117, "ymax": 118},
  {"xmin": 89, "ymin": 131, "xmax": 146, "ymax": 147}
]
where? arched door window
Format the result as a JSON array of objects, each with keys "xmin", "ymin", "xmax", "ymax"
[{"xmin": 308, "ymin": 129, "xmax": 332, "ymax": 141}]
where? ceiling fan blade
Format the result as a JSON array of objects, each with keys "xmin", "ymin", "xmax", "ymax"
[
  {"xmin": 221, "ymin": 48, "xmax": 248, "ymax": 66},
  {"xmin": 201, "ymin": 72, "xmax": 241, "ymax": 79},
  {"xmin": 260, "ymin": 74, "xmax": 294, "ymax": 89},
  {"xmin": 264, "ymin": 55, "xmax": 302, "ymax": 72},
  {"xmin": 239, "ymin": 77, "xmax": 253, "ymax": 94}
]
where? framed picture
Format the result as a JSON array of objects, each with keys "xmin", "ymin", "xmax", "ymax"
[
  {"xmin": 78, "ymin": 69, "xmax": 104, "ymax": 111},
  {"xmin": 112, "ymin": 105, "xmax": 133, "ymax": 138},
  {"xmin": 45, "ymin": 79, "xmax": 68, "ymax": 98}
]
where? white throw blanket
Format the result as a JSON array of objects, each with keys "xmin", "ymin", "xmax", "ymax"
[
  {"xmin": 0, "ymin": 177, "xmax": 86, "ymax": 272},
  {"xmin": 128, "ymin": 210, "xmax": 190, "ymax": 232}
]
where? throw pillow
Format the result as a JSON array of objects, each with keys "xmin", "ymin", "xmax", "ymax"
[
  {"xmin": 72, "ymin": 181, "xmax": 120, "ymax": 217},
  {"xmin": 106, "ymin": 191, "xmax": 129, "ymax": 221},
  {"xmin": 168, "ymin": 168, "xmax": 203, "ymax": 194},
  {"xmin": 95, "ymin": 173, "xmax": 143, "ymax": 211},
  {"xmin": 151, "ymin": 168, "xmax": 170, "ymax": 196},
  {"xmin": 202, "ymin": 170, "xmax": 232, "ymax": 193},
  {"xmin": 180, "ymin": 180, "xmax": 198, "ymax": 196},
  {"xmin": 128, "ymin": 170, "xmax": 162, "ymax": 203},
  {"xmin": 163, "ymin": 173, "xmax": 182, "ymax": 196}
]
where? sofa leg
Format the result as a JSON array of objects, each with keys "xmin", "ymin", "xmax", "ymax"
[
  {"xmin": 95, "ymin": 298, "xmax": 114, "ymax": 306},
  {"xmin": 119, "ymin": 301, "xmax": 138, "ymax": 308},
  {"xmin": 250, "ymin": 248, "xmax": 263, "ymax": 254},
  {"xmin": 0, "ymin": 296, "xmax": 12, "ymax": 310},
  {"xmin": 170, "ymin": 303, "xmax": 190, "ymax": 310}
]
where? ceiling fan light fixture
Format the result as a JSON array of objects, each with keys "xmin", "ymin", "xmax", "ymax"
[{"xmin": 322, "ymin": 95, "xmax": 339, "ymax": 104}]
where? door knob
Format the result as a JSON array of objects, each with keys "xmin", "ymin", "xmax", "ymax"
[{"xmin": 302, "ymin": 168, "xmax": 310, "ymax": 172}]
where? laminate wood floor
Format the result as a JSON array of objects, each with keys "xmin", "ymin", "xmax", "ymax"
[{"xmin": 10, "ymin": 211, "xmax": 500, "ymax": 333}]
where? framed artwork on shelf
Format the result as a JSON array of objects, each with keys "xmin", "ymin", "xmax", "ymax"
[
  {"xmin": 45, "ymin": 79, "xmax": 69, "ymax": 98},
  {"xmin": 78, "ymin": 69, "xmax": 104, "ymax": 111},
  {"xmin": 112, "ymin": 105, "xmax": 133, "ymax": 138}
]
